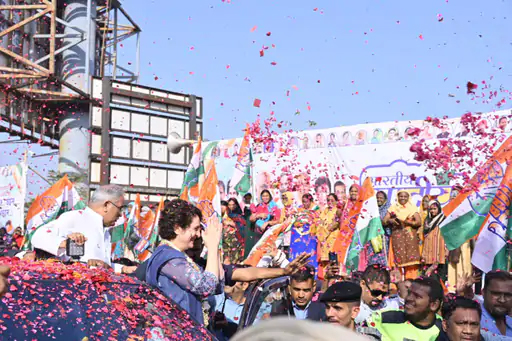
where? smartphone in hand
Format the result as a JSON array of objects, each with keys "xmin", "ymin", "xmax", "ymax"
[
  {"xmin": 66, "ymin": 239, "xmax": 85, "ymax": 259},
  {"xmin": 328, "ymin": 252, "xmax": 338, "ymax": 265}
]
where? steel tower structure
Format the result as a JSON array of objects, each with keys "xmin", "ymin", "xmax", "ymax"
[{"xmin": 0, "ymin": 0, "xmax": 202, "ymax": 203}]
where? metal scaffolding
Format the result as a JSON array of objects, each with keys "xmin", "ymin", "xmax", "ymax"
[
  {"xmin": 97, "ymin": 0, "xmax": 141, "ymax": 82},
  {"xmin": 0, "ymin": 0, "xmax": 141, "ymax": 146}
]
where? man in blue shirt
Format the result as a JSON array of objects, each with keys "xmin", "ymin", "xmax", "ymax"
[
  {"xmin": 270, "ymin": 264, "xmax": 326, "ymax": 321},
  {"xmin": 442, "ymin": 295, "xmax": 511, "ymax": 341},
  {"xmin": 210, "ymin": 281, "xmax": 250, "ymax": 340},
  {"xmin": 478, "ymin": 271, "xmax": 512, "ymax": 337}
]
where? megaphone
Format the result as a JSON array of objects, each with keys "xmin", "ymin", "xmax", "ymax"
[{"xmin": 167, "ymin": 132, "xmax": 195, "ymax": 154}]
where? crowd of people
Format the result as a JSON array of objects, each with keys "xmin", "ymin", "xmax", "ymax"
[{"xmin": 1, "ymin": 182, "xmax": 512, "ymax": 341}]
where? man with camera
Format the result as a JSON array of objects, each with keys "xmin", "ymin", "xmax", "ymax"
[{"xmin": 31, "ymin": 185, "xmax": 132, "ymax": 274}]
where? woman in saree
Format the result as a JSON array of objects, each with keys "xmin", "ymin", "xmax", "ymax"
[
  {"xmin": 290, "ymin": 193, "xmax": 319, "ymax": 269},
  {"xmin": 280, "ymin": 192, "xmax": 298, "ymax": 252},
  {"xmin": 316, "ymin": 193, "xmax": 343, "ymax": 279},
  {"xmin": 246, "ymin": 190, "xmax": 280, "ymax": 256},
  {"xmin": 222, "ymin": 198, "xmax": 247, "ymax": 264},
  {"xmin": 250, "ymin": 190, "xmax": 281, "ymax": 233},
  {"xmin": 421, "ymin": 200, "xmax": 447, "ymax": 279},
  {"xmin": 418, "ymin": 195, "xmax": 431, "ymax": 255},
  {"xmin": 383, "ymin": 190, "xmax": 422, "ymax": 280}
]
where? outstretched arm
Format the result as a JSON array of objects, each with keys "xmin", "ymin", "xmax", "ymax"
[{"xmin": 232, "ymin": 253, "xmax": 310, "ymax": 282}]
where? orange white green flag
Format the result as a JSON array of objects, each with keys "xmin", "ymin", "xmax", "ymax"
[
  {"xmin": 441, "ymin": 136, "xmax": 512, "ymax": 250},
  {"xmin": 332, "ymin": 177, "xmax": 384, "ymax": 272},
  {"xmin": 23, "ymin": 175, "xmax": 86, "ymax": 250},
  {"xmin": 180, "ymin": 138, "xmax": 204, "ymax": 204},
  {"xmin": 230, "ymin": 125, "xmax": 252, "ymax": 196},
  {"xmin": 197, "ymin": 159, "xmax": 222, "ymax": 221},
  {"xmin": 136, "ymin": 197, "xmax": 164, "ymax": 262},
  {"xmin": 345, "ymin": 177, "xmax": 385, "ymax": 271},
  {"xmin": 471, "ymin": 163, "xmax": 512, "ymax": 273}
]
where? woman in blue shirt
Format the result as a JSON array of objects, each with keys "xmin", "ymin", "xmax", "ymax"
[{"xmin": 146, "ymin": 199, "xmax": 223, "ymax": 325}]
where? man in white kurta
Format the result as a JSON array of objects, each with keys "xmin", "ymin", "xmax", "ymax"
[{"xmin": 31, "ymin": 185, "xmax": 127, "ymax": 273}]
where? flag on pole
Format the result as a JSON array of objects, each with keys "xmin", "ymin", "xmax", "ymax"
[
  {"xmin": 471, "ymin": 163, "xmax": 512, "ymax": 273},
  {"xmin": 230, "ymin": 125, "xmax": 252, "ymax": 195},
  {"xmin": 441, "ymin": 136, "xmax": 512, "ymax": 250},
  {"xmin": 196, "ymin": 159, "xmax": 222, "ymax": 221},
  {"xmin": 134, "ymin": 197, "xmax": 164, "ymax": 260},
  {"xmin": 344, "ymin": 177, "xmax": 385, "ymax": 271},
  {"xmin": 180, "ymin": 138, "xmax": 204, "ymax": 203},
  {"xmin": 23, "ymin": 175, "xmax": 86, "ymax": 250},
  {"xmin": 123, "ymin": 200, "xmax": 138, "ymax": 249},
  {"xmin": 244, "ymin": 222, "xmax": 289, "ymax": 266}
]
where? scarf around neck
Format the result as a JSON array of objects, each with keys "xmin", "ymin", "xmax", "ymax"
[{"xmin": 423, "ymin": 200, "xmax": 445, "ymax": 236}]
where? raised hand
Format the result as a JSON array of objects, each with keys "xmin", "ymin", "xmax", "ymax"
[
  {"xmin": 284, "ymin": 252, "xmax": 311, "ymax": 276},
  {"xmin": 202, "ymin": 215, "xmax": 223, "ymax": 250},
  {"xmin": 456, "ymin": 272, "xmax": 481, "ymax": 298}
]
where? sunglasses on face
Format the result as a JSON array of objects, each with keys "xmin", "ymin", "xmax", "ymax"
[{"xmin": 365, "ymin": 281, "xmax": 388, "ymax": 298}]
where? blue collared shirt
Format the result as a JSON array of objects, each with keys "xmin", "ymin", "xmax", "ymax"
[
  {"xmin": 211, "ymin": 293, "xmax": 244, "ymax": 325},
  {"xmin": 292, "ymin": 301, "xmax": 311, "ymax": 320},
  {"xmin": 476, "ymin": 296, "xmax": 512, "ymax": 337}
]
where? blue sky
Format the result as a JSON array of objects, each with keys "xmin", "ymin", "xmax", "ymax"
[{"xmin": 1, "ymin": 0, "xmax": 511, "ymax": 195}]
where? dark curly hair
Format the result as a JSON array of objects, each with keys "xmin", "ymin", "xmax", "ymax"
[{"xmin": 158, "ymin": 199, "xmax": 202, "ymax": 241}]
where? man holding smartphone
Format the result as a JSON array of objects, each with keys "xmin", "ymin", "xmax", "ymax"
[{"xmin": 31, "ymin": 185, "xmax": 131, "ymax": 273}]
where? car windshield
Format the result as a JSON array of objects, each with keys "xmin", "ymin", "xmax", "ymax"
[
  {"xmin": 0, "ymin": 259, "xmax": 214, "ymax": 341},
  {"xmin": 240, "ymin": 277, "xmax": 290, "ymax": 328}
]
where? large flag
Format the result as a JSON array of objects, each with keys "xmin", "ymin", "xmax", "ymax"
[
  {"xmin": 123, "ymin": 200, "xmax": 138, "ymax": 249},
  {"xmin": 441, "ymin": 136, "xmax": 512, "ymax": 250},
  {"xmin": 244, "ymin": 222, "xmax": 289, "ymax": 267},
  {"xmin": 23, "ymin": 175, "xmax": 86, "ymax": 250},
  {"xmin": 471, "ymin": 163, "xmax": 512, "ymax": 273},
  {"xmin": 180, "ymin": 138, "xmax": 204, "ymax": 203},
  {"xmin": 230, "ymin": 126, "xmax": 252, "ymax": 195},
  {"xmin": 134, "ymin": 197, "xmax": 164, "ymax": 261},
  {"xmin": 197, "ymin": 159, "xmax": 222, "ymax": 221},
  {"xmin": 345, "ymin": 177, "xmax": 385, "ymax": 271}
]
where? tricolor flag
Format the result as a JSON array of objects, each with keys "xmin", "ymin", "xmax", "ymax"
[
  {"xmin": 180, "ymin": 138, "xmax": 204, "ymax": 203},
  {"xmin": 244, "ymin": 222, "xmax": 289, "ymax": 267},
  {"xmin": 196, "ymin": 159, "xmax": 222, "ymax": 221},
  {"xmin": 471, "ymin": 163, "xmax": 512, "ymax": 273},
  {"xmin": 343, "ymin": 177, "xmax": 385, "ymax": 271},
  {"xmin": 23, "ymin": 175, "xmax": 86, "ymax": 250},
  {"xmin": 230, "ymin": 126, "xmax": 252, "ymax": 195},
  {"xmin": 123, "ymin": 200, "xmax": 138, "ymax": 249},
  {"xmin": 441, "ymin": 136, "xmax": 512, "ymax": 250},
  {"xmin": 135, "ymin": 197, "xmax": 164, "ymax": 261}
]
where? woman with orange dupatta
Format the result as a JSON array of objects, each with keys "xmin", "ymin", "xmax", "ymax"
[
  {"xmin": 328, "ymin": 184, "xmax": 361, "ymax": 277},
  {"xmin": 383, "ymin": 190, "xmax": 421, "ymax": 280},
  {"xmin": 316, "ymin": 193, "xmax": 343, "ymax": 279}
]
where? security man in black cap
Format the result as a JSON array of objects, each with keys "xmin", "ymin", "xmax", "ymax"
[{"xmin": 320, "ymin": 281, "xmax": 381, "ymax": 340}]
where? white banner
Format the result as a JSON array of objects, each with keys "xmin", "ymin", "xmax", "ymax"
[
  {"xmin": 202, "ymin": 109, "xmax": 512, "ymax": 207},
  {"xmin": 0, "ymin": 163, "xmax": 27, "ymax": 233}
]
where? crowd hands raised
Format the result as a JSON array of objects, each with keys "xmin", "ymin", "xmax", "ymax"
[{"xmin": 1, "ymin": 183, "xmax": 512, "ymax": 341}]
